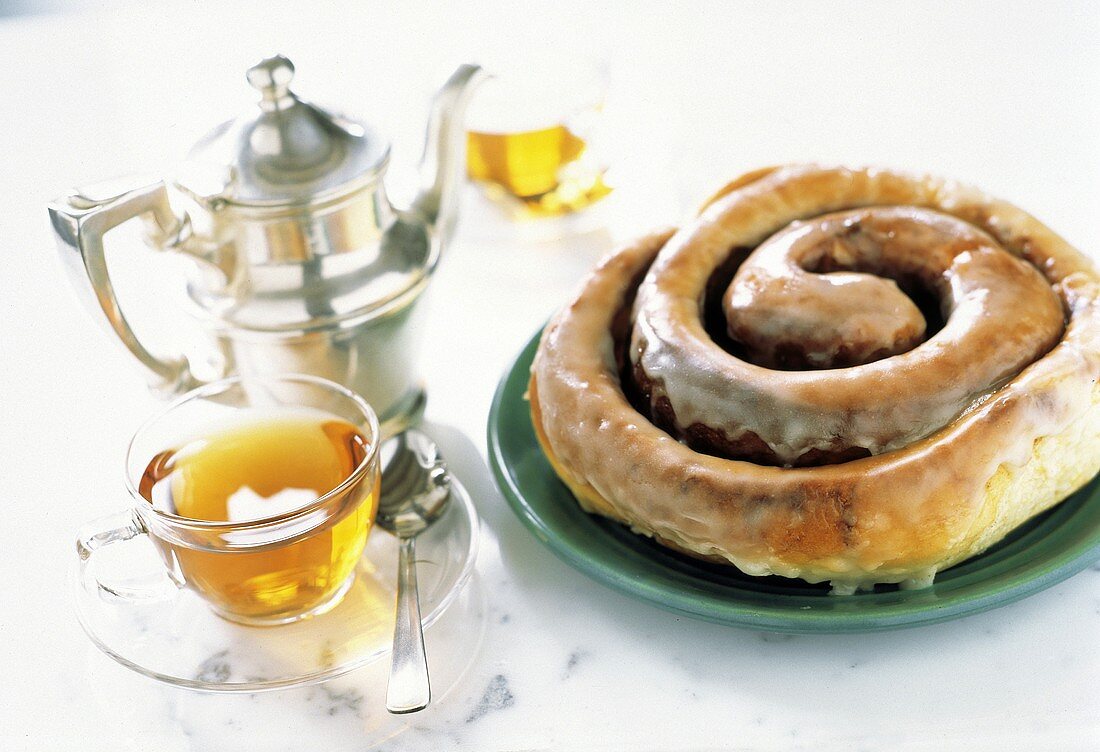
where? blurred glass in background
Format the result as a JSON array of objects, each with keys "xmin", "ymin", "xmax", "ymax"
[{"xmin": 464, "ymin": 58, "xmax": 612, "ymax": 220}]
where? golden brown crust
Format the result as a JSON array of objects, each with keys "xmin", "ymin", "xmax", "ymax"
[{"xmin": 530, "ymin": 164, "xmax": 1100, "ymax": 592}]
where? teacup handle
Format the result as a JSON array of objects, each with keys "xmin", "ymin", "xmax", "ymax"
[
  {"xmin": 76, "ymin": 510, "xmax": 180, "ymax": 602},
  {"xmin": 48, "ymin": 180, "xmax": 199, "ymax": 397}
]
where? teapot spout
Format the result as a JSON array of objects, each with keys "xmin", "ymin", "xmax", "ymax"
[{"xmin": 410, "ymin": 64, "xmax": 486, "ymax": 246}]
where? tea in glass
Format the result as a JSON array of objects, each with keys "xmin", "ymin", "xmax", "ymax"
[
  {"xmin": 139, "ymin": 410, "xmax": 378, "ymax": 623},
  {"xmin": 465, "ymin": 60, "xmax": 612, "ymax": 218}
]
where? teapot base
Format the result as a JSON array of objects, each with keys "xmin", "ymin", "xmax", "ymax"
[{"xmin": 379, "ymin": 384, "xmax": 426, "ymax": 440}]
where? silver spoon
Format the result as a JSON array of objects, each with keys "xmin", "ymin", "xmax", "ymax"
[{"xmin": 376, "ymin": 429, "xmax": 452, "ymax": 714}]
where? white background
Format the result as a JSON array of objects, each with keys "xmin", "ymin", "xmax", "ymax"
[{"xmin": 0, "ymin": 1, "xmax": 1097, "ymax": 750}]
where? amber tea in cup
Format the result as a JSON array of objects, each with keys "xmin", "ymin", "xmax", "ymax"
[
  {"xmin": 76, "ymin": 375, "xmax": 381, "ymax": 626},
  {"xmin": 140, "ymin": 411, "xmax": 377, "ymax": 623}
]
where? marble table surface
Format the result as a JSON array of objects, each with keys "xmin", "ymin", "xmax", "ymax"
[{"xmin": 1, "ymin": 1, "xmax": 1097, "ymax": 749}]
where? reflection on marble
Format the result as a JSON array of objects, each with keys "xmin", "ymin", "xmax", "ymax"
[{"xmin": 84, "ymin": 575, "xmax": 489, "ymax": 750}]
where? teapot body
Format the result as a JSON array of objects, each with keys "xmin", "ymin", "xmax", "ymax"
[{"xmin": 176, "ymin": 175, "xmax": 437, "ymax": 434}]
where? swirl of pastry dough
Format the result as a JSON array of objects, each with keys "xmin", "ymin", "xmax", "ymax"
[
  {"xmin": 634, "ymin": 201, "xmax": 1065, "ymax": 466},
  {"xmin": 530, "ymin": 164, "xmax": 1100, "ymax": 591}
]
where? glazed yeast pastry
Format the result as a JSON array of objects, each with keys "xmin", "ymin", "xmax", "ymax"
[{"xmin": 530, "ymin": 164, "xmax": 1100, "ymax": 593}]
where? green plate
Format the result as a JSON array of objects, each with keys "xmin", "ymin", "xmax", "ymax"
[{"xmin": 487, "ymin": 329, "xmax": 1100, "ymax": 633}]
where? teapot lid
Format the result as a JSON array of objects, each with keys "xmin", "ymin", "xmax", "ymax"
[{"xmin": 178, "ymin": 55, "xmax": 389, "ymax": 206}]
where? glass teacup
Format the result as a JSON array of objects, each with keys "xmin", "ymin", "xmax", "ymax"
[
  {"xmin": 75, "ymin": 374, "xmax": 381, "ymax": 626},
  {"xmin": 465, "ymin": 56, "xmax": 612, "ymax": 219}
]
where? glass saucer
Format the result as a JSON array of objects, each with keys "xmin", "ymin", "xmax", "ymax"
[{"xmin": 71, "ymin": 477, "xmax": 479, "ymax": 692}]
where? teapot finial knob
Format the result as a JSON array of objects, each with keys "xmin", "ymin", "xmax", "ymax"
[{"xmin": 246, "ymin": 55, "xmax": 296, "ymax": 109}]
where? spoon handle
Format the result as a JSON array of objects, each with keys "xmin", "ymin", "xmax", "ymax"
[{"xmin": 387, "ymin": 537, "xmax": 430, "ymax": 713}]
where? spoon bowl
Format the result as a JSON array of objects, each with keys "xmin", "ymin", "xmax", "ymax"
[{"xmin": 378, "ymin": 430, "xmax": 451, "ymax": 538}]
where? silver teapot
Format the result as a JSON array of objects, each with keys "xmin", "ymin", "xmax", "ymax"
[{"xmin": 49, "ymin": 55, "xmax": 483, "ymax": 435}]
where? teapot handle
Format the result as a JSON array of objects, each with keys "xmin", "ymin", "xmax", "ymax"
[{"xmin": 48, "ymin": 180, "xmax": 198, "ymax": 395}]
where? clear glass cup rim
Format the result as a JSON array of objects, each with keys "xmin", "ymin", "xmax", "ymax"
[{"xmin": 123, "ymin": 373, "xmax": 381, "ymax": 532}]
